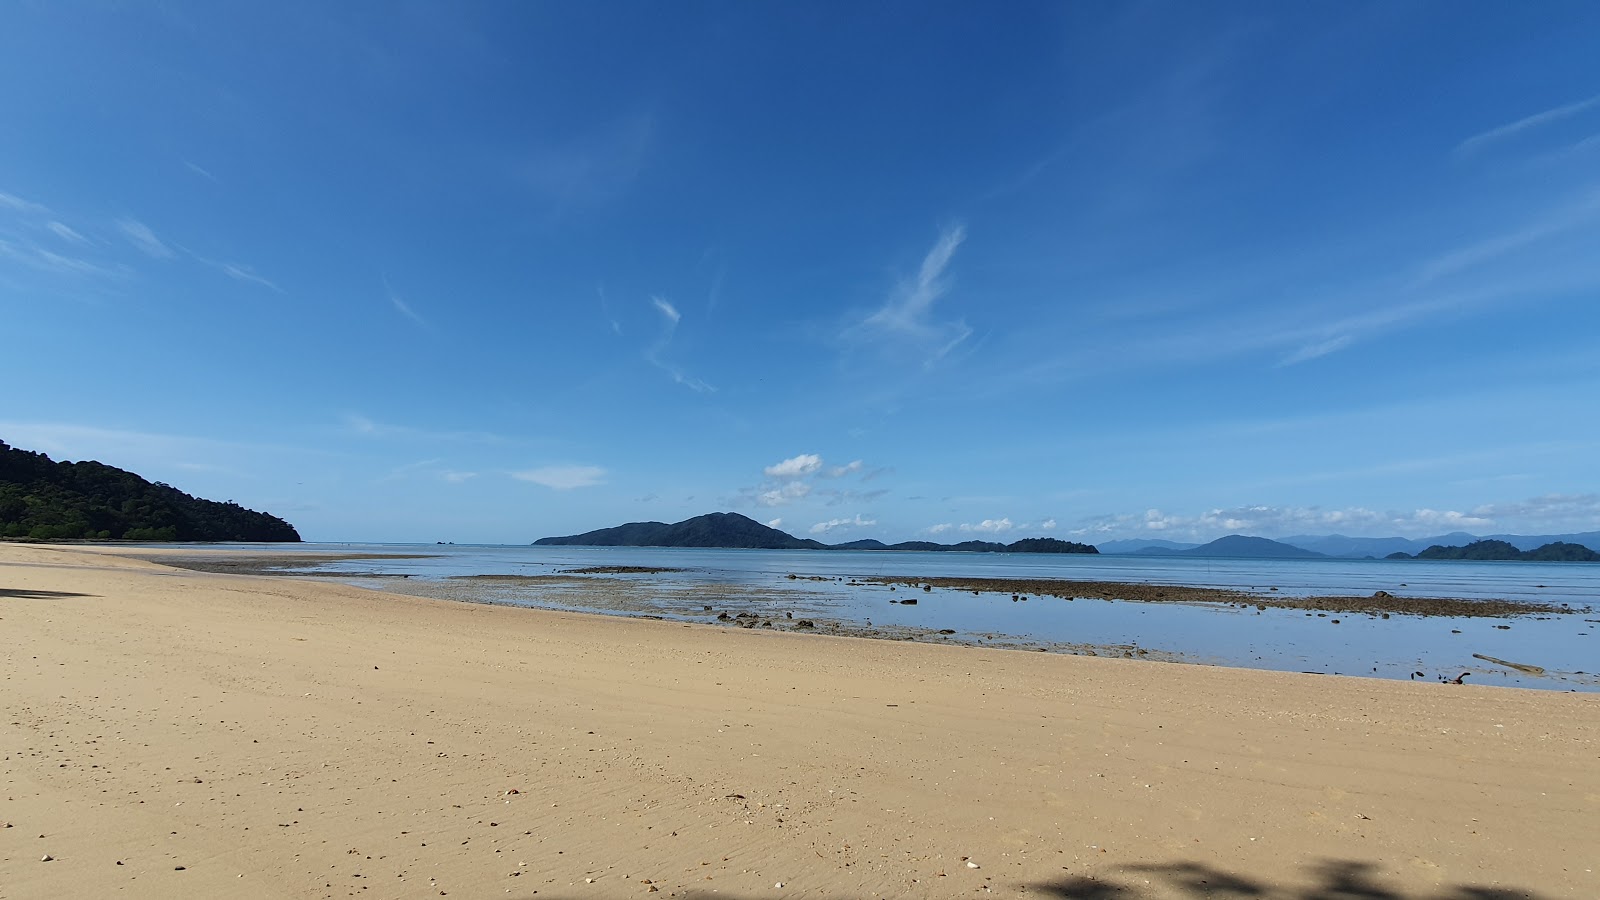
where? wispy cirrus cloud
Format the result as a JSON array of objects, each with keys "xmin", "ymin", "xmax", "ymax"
[
  {"xmin": 960, "ymin": 517, "xmax": 1014, "ymax": 534},
  {"xmin": 1456, "ymin": 91, "xmax": 1600, "ymax": 156},
  {"xmin": 0, "ymin": 191, "xmax": 48, "ymax": 214},
  {"xmin": 184, "ymin": 161, "xmax": 220, "ymax": 183},
  {"xmin": 117, "ymin": 219, "xmax": 174, "ymax": 259},
  {"xmin": 512, "ymin": 465, "xmax": 607, "ymax": 490},
  {"xmin": 851, "ymin": 223, "xmax": 973, "ymax": 363},
  {"xmin": 645, "ymin": 295, "xmax": 714, "ymax": 392},
  {"xmin": 384, "ymin": 278, "xmax": 428, "ymax": 327},
  {"xmin": 45, "ymin": 221, "xmax": 87, "ymax": 244},
  {"xmin": 343, "ymin": 413, "xmax": 512, "ymax": 445}
]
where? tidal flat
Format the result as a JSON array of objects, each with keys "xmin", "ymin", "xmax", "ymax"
[{"xmin": 136, "ymin": 545, "xmax": 1599, "ymax": 691}]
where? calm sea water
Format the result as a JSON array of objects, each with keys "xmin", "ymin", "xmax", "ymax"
[{"xmin": 187, "ymin": 543, "xmax": 1600, "ymax": 692}]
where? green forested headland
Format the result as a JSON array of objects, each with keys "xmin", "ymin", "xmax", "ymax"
[{"xmin": 1, "ymin": 439, "xmax": 300, "ymax": 542}]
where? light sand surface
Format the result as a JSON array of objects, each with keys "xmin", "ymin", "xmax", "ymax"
[{"xmin": 2, "ymin": 544, "xmax": 1596, "ymax": 899}]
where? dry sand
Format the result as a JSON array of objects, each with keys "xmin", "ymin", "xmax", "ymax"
[{"xmin": 2, "ymin": 544, "xmax": 1596, "ymax": 899}]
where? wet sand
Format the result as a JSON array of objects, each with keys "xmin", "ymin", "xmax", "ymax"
[{"xmin": 3, "ymin": 543, "xmax": 1597, "ymax": 899}]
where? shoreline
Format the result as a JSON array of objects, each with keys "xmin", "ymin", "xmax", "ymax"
[{"xmin": 3, "ymin": 542, "xmax": 1598, "ymax": 898}]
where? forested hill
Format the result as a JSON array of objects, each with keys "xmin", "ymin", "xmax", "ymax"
[
  {"xmin": 1392, "ymin": 539, "xmax": 1600, "ymax": 562},
  {"xmin": 535, "ymin": 512, "xmax": 1098, "ymax": 554},
  {"xmin": 0, "ymin": 439, "xmax": 300, "ymax": 542}
]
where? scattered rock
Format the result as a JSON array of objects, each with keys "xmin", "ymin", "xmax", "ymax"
[
  {"xmin": 41, "ymin": 855, "xmax": 54, "ymax": 862},
  {"xmin": 938, "ymin": 629, "xmax": 956, "ymax": 635},
  {"xmin": 900, "ymin": 598, "xmax": 917, "ymax": 606}
]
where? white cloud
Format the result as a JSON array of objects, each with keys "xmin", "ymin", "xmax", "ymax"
[
  {"xmin": 765, "ymin": 453, "xmax": 823, "ymax": 479},
  {"xmin": 854, "ymin": 223, "xmax": 973, "ymax": 361},
  {"xmin": 117, "ymin": 219, "xmax": 173, "ymax": 259},
  {"xmin": 757, "ymin": 481, "xmax": 812, "ymax": 507},
  {"xmin": 45, "ymin": 221, "xmax": 87, "ymax": 244},
  {"xmin": 184, "ymin": 161, "xmax": 219, "ymax": 183},
  {"xmin": 0, "ymin": 191, "xmax": 48, "ymax": 214},
  {"xmin": 215, "ymin": 261, "xmax": 281, "ymax": 292},
  {"xmin": 645, "ymin": 294, "xmax": 714, "ymax": 392},
  {"xmin": 1040, "ymin": 518, "xmax": 1057, "ymax": 530},
  {"xmin": 1279, "ymin": 335, "xmax": 1352, "ymax": 366},
  {"xmin": 960, "ymin": 518, "xmax": 1014, "ymax": 534},
  {"xmin": 651, "ymin": 296, "xmax": 681, "ymax": 324},
  {"xmin": 511, "ymin": 465, "xmax": 606, "ymax": 490},
  {"xmin": 809, "ymin": 514, "xmax": 876, "ymax": 534},
  {"xmin": 926, "ymin": 523, "xmax": 954, "ymax": 534},
  {"xmin": 442, "ymin": 471, "xmax": 477, "ymax": 484},
  {"xmin": 823, "ymin": 460, "xmax": 864, "ymax": 478},
  {"xmin": 385, "ymin": 279, "xmax": 427, "ymax": 327},
  {"xmin": 766, "ymin": 517, "xmax": 784, "ymax": 529},
  {"xmin": 1456, "ymin": 92, "xmax": 1600, "ymax": 156}
]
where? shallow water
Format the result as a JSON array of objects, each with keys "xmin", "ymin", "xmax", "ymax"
[{"xmin": 170, "ymin": 542, "xmax": 1600, "ymax": 691}]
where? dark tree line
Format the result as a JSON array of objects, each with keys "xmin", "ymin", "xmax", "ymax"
[{"xmin": 0, "ymin": 439, "xmax": 300, "ymax": 542}]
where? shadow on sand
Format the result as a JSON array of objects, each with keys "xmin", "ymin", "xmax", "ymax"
[
  {"xmin": 493, "ymin": 858, "xmax": 1547, "ymax": 899},
  {"xmin": 0, "ymin": 587, "xmax": 95, "ymax": 599},
  {"xmin": 1034, "ymin": 858, "xmax": 1547, "ymax": 900}
]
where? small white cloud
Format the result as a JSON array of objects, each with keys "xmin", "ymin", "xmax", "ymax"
[
  {"xmin": 757, "ymin": 481, "xmax": 812, "ymax": 507},
  {"xmin": 1040, "ymin": 518, "xmax": 1057, "ymax": 530},
  {"xmin": 960, "ymin": 517, "xmax": 1014, "ymax": 534},
  {"xmin": 45, "ymin": 221, "xmax": 87, "ymax": 244},
  {"xmin": 652, "ymin": 295, "xmax": 681, "ymax": 324},
  {"xmin": 0, "ymin": 191, "xmax": 48, "ymax": 214},
  {"xmin": 765, "ymin": 453, "xmax": 823, "ymax": 479},
  {"xmin": 218, "ymin": 262, "xmax": 281, "ymax": 292},
  {"xmin": 926, "ymin": 523, "xmax": 954, "ymax": 534},
  {"xmin": 442, "ymin": 471, "xmax": 477, "ymax": 484},
  {"xmin": 810, "ymin": 514, "xmax": 876, "ymax": 534},
  {"xmin": 386, "ymin": 281, "xmax": 427, "ymax": 327},
  {"xmin": 823, "ymin": 460, "xmax": 864, "ymax": 478},
  {"xmin": 184, "ymin": 161, "xmax": 220, "ymax": 183},
  {"xmin": 117, "ymin": 219, "xmax": 173, "ymax": 259},
  {"xmin": 766, "ymin": 517, "xmax": 784, "ymax": 529},
  {"xmin": 511, "ymin": 465, "xmax": 606, "ymax": 490}
]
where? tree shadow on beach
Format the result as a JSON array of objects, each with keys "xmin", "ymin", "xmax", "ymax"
[
  {"xmin": 0, "ymin": 587, "xmax": 95, "ymax": 599},
  {"xmin": 495, "ymin": 859, "xmax": 1549, "ymax": 900},
  {"xmin": 1035, "ymin": 858, "xmax": 1548, "ymax": 900}
]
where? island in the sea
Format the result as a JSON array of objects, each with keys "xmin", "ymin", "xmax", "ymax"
[
  {"xmin": 1387, "ymin": 539, "xmax": 1600, "ymax": 562},
  {"xmin": 0, "ymin": 439, "xmax": 300, "ymax": 542},
  {"xmin": 534, "ymin": 512, "xmax": 1098, "ymax": 553}
]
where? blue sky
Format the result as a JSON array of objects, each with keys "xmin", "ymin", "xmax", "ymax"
[{"xmin": 4, "ymin": 1, "xmax": 1599, "ymax": 544}]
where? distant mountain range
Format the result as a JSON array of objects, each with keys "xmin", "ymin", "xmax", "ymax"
[
  {"xmin": 1099, "ymin": 530, "xmax": 1600, "ymax": 559},
  {"xmin": 534, "ymin": 513, "xmax": 1097, "ymax": 554}
]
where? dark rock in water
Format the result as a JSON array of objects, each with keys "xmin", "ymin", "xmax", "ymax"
[
  {"xmin": 1374, "ymin": 590, "xmax": 1393, "ymax": 599},
  {"xmin": 716, "ymin": 612, "xmax": 731, "ymax": 620},
  {"xmin": 794, "ymin": 619, "xmax": 815, "ymax": 628},
  {"xmin": 937, "ymin": 628, "xmax": 956, "ymax": 635},
  {"xmin": 900, "ymin": 598, "xmax": 917, "ymax": 606}
]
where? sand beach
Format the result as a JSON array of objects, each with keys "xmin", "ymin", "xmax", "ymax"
[{"xmin": 2, "ymin": 543, "xmax": 1596, "ymax": 899}]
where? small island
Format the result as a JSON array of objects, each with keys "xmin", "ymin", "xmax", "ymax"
[
  {"xmin": 534, "ymin": 512, "xmax": 1097, "ymax": 554},
  {"xmin": 1386, "ymin": 539, "xmax": 1600, "ymax": 562}
]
